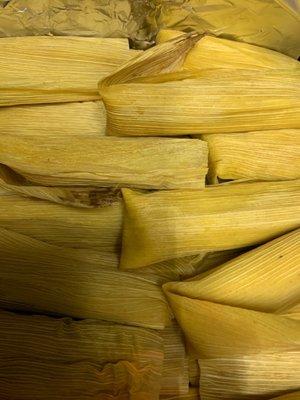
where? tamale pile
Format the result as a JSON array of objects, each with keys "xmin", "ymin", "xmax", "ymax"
[{"xmin": 0, "ymin": 4, "xmax": 299, "ymax": 400}]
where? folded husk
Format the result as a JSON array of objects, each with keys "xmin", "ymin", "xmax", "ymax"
[
  {"xmin": 0, "ymin": 227, "xmax": 171, "ymax": 329},
  {"xmin": 0, "ymin": 101, "xmax": 106, "ymax": 137},
  {"xmin": 160, "ymin": 322, "xmax": 189, "ymax": 396},
  {"xmin": 157, "ymin": 30, "xmax": 300, "ymax": 71},
  {"xmin": 100, "ymin": 35, "xmax": 300, "ymax": 136},
  {"xmin": 121, "ymin": 180, "xmax": 300, "ymax": 268},
  {"xmin": 0, "ymin": 36, "xmax": 134, "ymax": 106},
  {"xmin": 163, "ymin": 230, "xmax": 300, "ymax": 399},
  {"xmin": 152, "ymin": 0, "xmax": 300, "ymax": 58},
  {"xmin": 0, "ymin": 135, "xmax": 208, "ymax": 190},
  {"xmin": 202, "ymin": 129, "xmax": 300, "ymax": 183},
  {"xmin": 0, "ymin": 193, "xmax": 122, "ymax": 253},
  {"xmin": 0, "ymin": 310, "xmax": 164, "ymax": 400}
]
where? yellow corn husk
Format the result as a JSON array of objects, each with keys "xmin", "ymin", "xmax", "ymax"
[
  {"xmin": 0, "ymin": 193, "xmax": 122, "ymax": 253},
  {"xmin": 188, "ymin": 358, "xmax": 200, "ymax": 387},
  {"xmin": 271, "ymin": 393, "xmax": 300, "ymax": 400},
  {"xmin": 161, "ymin": 387, "xmax": 200, "ymax": 399},
  {"xmin": 157, "ymin": 30, "xmax": 300, "ymax": 71},
  {"xmin": 0, "ymin": 101, "xmax": 106, "ymax": 137},
  {"xmin": 0, "ymin": 135, "xmax": 208, "ymax": 190},
  {"xmin": 120, "ymin": 180, "xmax": 300, "ymax": 269},
  {"xmin": 0, "ymin": 36, "xmax": 135, "ymax": 106},
  {"xmin": 0, "ymin": 310, "xmax": 164, "ymax": 400},
  {"xmin": 100, "ymin": 35, "xmax": 300, "ymax": 137},
  {"xmin": 0, "ymin": 227, "xmax": 171, "ymax": 329},
  {"xmin": 163, "ymin": 230, "xmax": 300, "ymax": 399},
  {"xmin": 151, "ymin": 0, "xmax": 300, "ymax": 58},
  {"xmin": 0, "ymin": 0, "xmax": 152, "ymax": 44},
  {"xmin": 160, "ymin": 322, "xmax": 189, "ymax": 396},
  {"xmin": 202, "ymin": 129, "xmax": 300, "ymax": 184}
]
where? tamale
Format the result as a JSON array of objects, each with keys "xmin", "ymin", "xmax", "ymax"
[
  {"xmin": 0, "ymin": 227, "xmax": 171, "ymax": 329},
  {"xmin": 157, "ymin": 30, "xmax": 300, "ymax": 71},
  {"xmin": 100, "ymin": 35, "xmax": 300, "ymax": 137},
  {"xmin": 160, "ymin": 322, "xmax": 189, "ymax": 396},
  {"xmin": 163, "ymin": 230, "xmax": 300, "ymax": 399},
  {"xmin": 0, "ymin": 135, "xmax": 208, "ymax": 190},
  {"xmin": 151, "ymin": 0, "xmax": 300, "ymax": 58},
  {"xmin": 0, "ymin": 101, "xmax": 106, "ymax": 137},
  {"xmin": 120, "ymin": 180, "xmax": 300, "ymax": 269},
  {"xmin": 188, "ymin": 358, "xmax": 200, "ymax": 387},
  {"xmin": 0, "ymin": 193, "xmax": 122, "ymax": 252},
  {"xmin": 0, "ymin": 36, "xmax": 134, "ymax": 106},
  {"xmin": 161, "ymin": 387, "xmax": 199, "ymax": 399},
  {"xmin": 202, "ymin": 129, "xmax": 300, "ymax": 183},
  {"xmin": 0, "ymin": 310, "xmax": 164, "ymax": 400}
]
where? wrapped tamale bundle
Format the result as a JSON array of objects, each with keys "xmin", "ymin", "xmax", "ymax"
[
  {"xmin": 160, "ymin": 322, "xmax": 189, "ymax": 396},
  {"xmin": 163, "ymin": 230, "xmax": 300, "ymax": 399},
  {"xmin": 161, "ymin": 387, "xmax": 200, "ymax": 399},
  {"xmin": 0, "ymin": 101, "xmax": 106, "ymax": 137},
  {"xmin": 0, "ymin": 193, "xmax": 122, "ymax": 253},
  {"xmin": 0, "ymin": 36, "xmax": 135, "ymax": 106},
  {"xmin": 202, "ymin": 129, "xmax": 300, "ymax": 183},
  {"xmin": 0, "ymin": 0, "xmax": 153, "ymax": 45},
  {"xmin": 151, "ymin": 0, "xmax": 300, "ymax": 58},
  {"xmin": 0, "ymin": 227, "xmax": 171, "ymax": 329},
  {"xmin": 0, "ymin": 135, "xmax": 208, "ymax": 190},
  {"xmin": 188, "ymin": 358, "xmax": 200, "ymax": 387},
  {"xmin": 157, "ymin": 30, "xmax": 300, "ymax": 71},
  {"xmin": 120, "ymin": 180, "xmax": 300, "ymax": 269},
  {"xmin": 0, "ymin": 310, "xmax": 164, "ymax": 400},
  {"xmin": 100, "ymin": 35, "xmax": 300, "ymax": 137}
]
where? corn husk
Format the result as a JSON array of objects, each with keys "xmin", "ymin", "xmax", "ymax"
[
  {"xmin": 0, "ymin": 226, "xmax": 171, "ymax": 329},
  {"xmin": 0, "ymin": 193, "xmax": 122, "ymax": 252},
  {"xmin": 0, "ymin": 36, "xmax": 135, "ymax": 106},
  {"xmin": 160, "ymin": 322, "xmax": 189, "ymax": 396},
  {"xmin": 271, "ymin": 393, "xmax": 300, "ymax": 400},
  {"xmin": 120, "ymin": 180, "xmax": 300, "ymax": 269},
  {"xmin": 151, "ymin": 0, "xmax": 300, "ymax": 58},
  {"xmin": 0, "ymin": 310, "xmax": 164, "ymax": 400},
  {"xmin": 157, "ymin": 30, "xmax": 300, "ymax": 71},
  {"xmin": 100, "ymin": 35, "xmax": 300, "ymax": 137},
  {"xmin": 202, "ymin": 129, "xmax": 300, "ymax": 184},
  {"xmin": 0, "ymin": 135, "xmax": 208, "ymax": 190},
  {"xmin": 163, "ymin": 230, "xmax": 300, "ymax": 399},
  {"xmin": 188, "ymin": 358, "xmax": 200, "ymax": 387},
  {"xmin": 0, "ymin": 0, "xmax": 153, "ymax": 45},
  {"xmin": 161, "ymin": 387, "xmax": 200, "ymax": 399},
  {"xmin": 0, "ymin": 101, "xmax": 106, "ymax": 137}
]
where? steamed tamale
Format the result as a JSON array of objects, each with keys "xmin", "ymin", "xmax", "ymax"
[
  {"xmin": 202, "ymin": 130, "xmax": 300, "ymax": 183},
  {"xmin": 0, "ymin": 101, "xmax": 106, "ymax": 137},
  {"xmin": 120, "ymin": 180, "xmax": 300, "ymax": 269},
  {"xmin": 0, "ymin": 227, "xmax": 171, "ymax": 329},
  {"xmin": 160, "ymin": 322, "xmax": 189, "ymax": 396},
  {"xmin": 151, "ymin": 0, "xmax": 300, "ymax": 58},
  {"xmin": 100, "ymin": 35, "xmax": 300, "ymax": 137},
  {"xmin": 0, "ymin": 135, "xmax": 208, "ymax": 190},
  {"xmin": 0, "ymin": 310, "xmax": 164, "ymax": 400},
  {"xmin": 0, "ymin": 36, "xmax": 134, "ymax": 106},
  {"xmin": 0, "ymin": 193, "xmax": 122, "ymax": 252},
  {"xmin": 157, "ymin": 30, "xmax": 300, "ymax": 71},
  {"xmin": 163, "ymin": 230, "xmax": 300, "ymax": 400}
]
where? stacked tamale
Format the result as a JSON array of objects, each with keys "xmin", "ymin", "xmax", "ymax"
[{"xmin": 0, "ymin": 6, "xmax": 299, "ymax": 400}]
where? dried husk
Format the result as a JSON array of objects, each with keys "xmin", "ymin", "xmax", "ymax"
[
  {"xmin": 163, "ymin": 230, "xmax": 300, "ymax": 399},
  {"xmin": 100, "ymin": 35, "xmax": 300, "ymax": 137},
  {"xmin": 157, "ymin": 30, "xmax": 300, "ymax": 71},
  {"xmin": 202, "ymin": 129, "xmax": 300, "ymax": 183},
  {"xmin": 0, "ymin": 36, "xmax": 134, "ymax": 106},
  {"xmin": 0, "ymin": 226, "xmax": 171, "ymax": 329},
  {"xmin": 120, "ymin": 180, "xmax": 300, "ymax": 269},
  {"xmin": 0, "ymin": 310, "xmax": 164, "ymax": 400},
  {"xmin": 0, "ymin": 135, "xmax": 208, "ymax": 190},
  {"xmin": 151, "ymin": 0, "xmax": 300, "ymax": 58}
]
